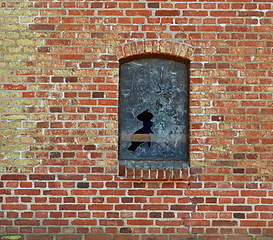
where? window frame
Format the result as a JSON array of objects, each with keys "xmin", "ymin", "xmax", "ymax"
[{"xmin": 118, "ymin": 54, "xmax": 190, "ymax": 171}]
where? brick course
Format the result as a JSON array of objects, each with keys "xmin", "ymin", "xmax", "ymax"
[{"xmin": 1, "ymin": 0, "xmax": 273, "ymax": 239}]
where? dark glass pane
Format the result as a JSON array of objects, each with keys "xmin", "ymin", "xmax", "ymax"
[{"xmin": 119, "ymin": 57, "xmax": 189, "ymax": 168}]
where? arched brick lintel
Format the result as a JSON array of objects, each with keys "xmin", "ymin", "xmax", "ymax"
[{"xmin": 114, "ymin": 40, "xmax": 194, "ymax": 62}]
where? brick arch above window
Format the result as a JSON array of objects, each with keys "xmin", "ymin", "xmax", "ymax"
[{"xmin": 113, "ymin": 40, "xmax": 195, "ymax": 62}]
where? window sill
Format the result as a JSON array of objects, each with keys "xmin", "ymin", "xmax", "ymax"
[{"xmin": 118, "ymin": 165, "xmax": 194, "ymax": 181}]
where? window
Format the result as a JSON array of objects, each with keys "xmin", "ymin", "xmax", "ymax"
[{"xmin": 119, "ymin": 55, "xmax": 189, "ymax": 170}]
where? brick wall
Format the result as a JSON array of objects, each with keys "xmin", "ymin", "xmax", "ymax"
[{"xmin": 1, "ymin": 0, "xmax": 273, "ymax": 239}]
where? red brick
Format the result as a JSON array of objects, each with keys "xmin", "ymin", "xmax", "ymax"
[
  {"xmin": 184, "ymin": 10, "xmax": 208, "ymax": 16},
  {"xmin": 213, "ymin": 190, "xmax": 239, "ymax": 196},
  {"xmin": 198, "ymin": 205, "xmax": 224, "ymax": 211},
  {"xmin": 27, "ymin": 235, "xmax": 53, "ymax": 240},
  {"xmin": 241, "ymin": 190, "xmax": 267, "ymax": 197},
  {"xmin": 31, "ymin": 205, "xmax": 57, "ymax": 211},
  {"xmin": 227, "ymin": 206, "xmax": 252, "ymax": 211},
  {"xmin": 29, "ymin": 175, "xmax": 55, "ymax": 180},
  {"xmin": 170, "ymin": 205, "xmax": 196, "ymax": 211},
  {"xmin": 15, "ymin": 220, "xmax": 40, "ymax": 226},
  {"xmin": 1, "ymin": 174, "xmax": 27, "ymax": 180},
  {"xmin": 113, "ymin": 235, "xmax": 139, "ymax": 240},
  {"xmin": 199, "ymin": 237, "xmax": 225, "ymax": 240},
  {"xmin": 98, "ymin": 10, "xmax": 123, "ymax": 16},
  {"xmin": 59, "ymin": 204, "xmax": 86, "ymax": 211},
  {"xmin": 43, "ymin": 220, "xmax": 68, "ymax": 226},
  {"xmin": 100, "ymin": 220, "xmax": 124, "ymax": 226},
  {"xmin": 184, "ymin": 220, "xmax": 210, "ymax": 227},
  {"xmin": 13, "ymin": 189, "xmax": 40, "ymax": 196},
  {"xmin": 71, "ymin": 220, "xmax": 96, "ymax": 226},
  {"xmin": 115, "ymin": 205, "xmax": 142, "ymax": 211},
  {"xmin": 46, "ymin": 39, "xmax": 71, "ymax": 45},
  {"xmin": 30, "ymin": 24, "xmax": 55, "ymax": 30},
  {"xmin": 212, "ymin": 220, "xmax": 238, "ymax": 226},
  {"xmin": 240, "ymin": 221, "xmax": 266, "ymax": 227},
  {"xmin": 60, "ymin": 54, "xmax": 85, "ymax": 60},
  {"xmin": 56, "ymin": 235, "xmax": 82, "ymax": 240},
  {"xmin": 126, "ymin": 10, "xmax": 152, "ymax": 16},
  {"xmin": 85, "ymin": 235, "xmax": 111, "ymax": 240},
  {"xmin": 88, "ymin": 204, "xmax": 113, "ymax": 211},
  {"xmin": 155, "ymin": 10, "xmax": 180, "ymax": 16},
  {"xmin": 143, "ymin": 204, "xmax": 168, "ymax": 211},
  {"xmin": 170, "ymin": 237, "xmax": 196, "ymax": 240},
  {"xmin": 156, "ymin": 220, "xmax": 183, "ymax": 226},
  {"xmin": 128, "ymin": 190, "xmax": 154, "ymax": 196},
  {"xmin": 185, "ymin": 190, "xmax": 211, "ymax": 196},
  {"xmin": 127, "ymin": 220, "xmax": 153, "ymax": 226}
]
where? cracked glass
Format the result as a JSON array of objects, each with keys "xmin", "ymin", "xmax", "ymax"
[{"xmin": 119, "ymin": 56, "xmax": 189, "ymax": 169}]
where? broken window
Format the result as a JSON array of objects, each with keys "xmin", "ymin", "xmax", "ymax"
[{"xmin": 119, "ymin": 55, "xmax": 189, "ymax": 169}]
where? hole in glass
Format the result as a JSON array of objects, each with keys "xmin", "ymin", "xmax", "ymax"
[{"xmin": 128, "ymin": 109, "xmax": 154, "ymax": 152}]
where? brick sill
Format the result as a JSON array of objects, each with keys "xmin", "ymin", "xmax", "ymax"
[{"xmin": 118, "ymin": 165, "xmax": 195, "ymax": 181}]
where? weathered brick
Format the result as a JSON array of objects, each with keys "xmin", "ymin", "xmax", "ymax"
[
  {"xmin": 171, "ymin": 205, "xmax": 196, "ymax": 211},
  {"xmin": 85, "ymin": 235, "xmax": 111, "ymax": 240},
  {"xmin": 30, "ymin": 24, "xmax": 55, "ymax": 30},
  {"xmin": 1, "ymin": 174, "xmax": 27, "ymax": 181},
  {"xmin": 155, "ymin": 10, "xmax": 180, "ymax": 16},
  {"xmin": 29, "ymin": 175, "xmax": 55, "ymax": 180},
  {"xmin": 77, "ymin": 182, "xmax": 89, "ymax": 188},
  {"xmin": 1, "ymin": 1, "xmax": 273, "ymax": 239}
]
